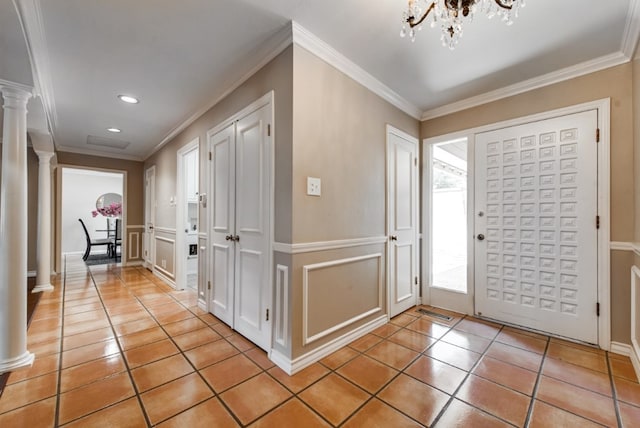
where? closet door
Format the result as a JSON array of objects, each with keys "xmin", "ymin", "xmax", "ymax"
[
  {"xmin": 210, "ymin": 123, "xmax": 236, "ymax": 326},
  {"xmin": 234, "ymin": 104, "xmax": 271, "ymax": 351}
]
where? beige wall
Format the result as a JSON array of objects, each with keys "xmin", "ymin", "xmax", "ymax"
[
  {"xmin": 55, "ymin": 151, "xmax": 144, "ymax": 266},
  {"xmin": 634, "ymin": 59, "xmax": 640, "ymax": 245},
  {"xmin": 287, "ymin": 45, "xmax": 420, "ymax": 359},
  {"xmin": 422, "ymin": 63, "xmax": 635, "ymax": 344},
  {"xmin": 145, "ymin": 46, "xmax": 294, "ymax": 243}
]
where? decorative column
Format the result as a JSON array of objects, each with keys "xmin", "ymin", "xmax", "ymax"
[
  {"xmin": 32, "ymin": 148, "xmax": 54, "ymax": 293},
  {"xmin": 0, "ymin": 85, "xmax": 34, "ymax": 373}
]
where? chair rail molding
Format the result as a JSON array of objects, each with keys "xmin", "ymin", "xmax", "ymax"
[{"xmin": 273, "ymin": 236, "xmax": 387, "ymax": 254}]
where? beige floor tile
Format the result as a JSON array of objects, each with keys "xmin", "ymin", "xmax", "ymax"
[
  {"xmin": 63, "ymin": 397, "xmax": 147, "ymax": 428},
  {"xmin": 124, "ymin": 338, "xmax": 179, "ymax": 368},
  {"xmin": 405, "ymin": 318, "xmax": 451, "ymax": 339},
  {"xmin": 8, "ymin": 353, "xmax": 59, "ymax": 385},
  {"xmin": 473, "ymin": 356, "xmax": 538, "ymax": 396},
  {"xmin": 536, "ymin": 375, "xmax": 617, "ymax": 426},
  {"xmin": 529, "ymin": 400, "xmax": 603, "ymax": 428},
  {"xmin": 456, "ymin": 375, "xmax": 530, "ymax": 427},
  {"xmin": 435, "ymin": 398, "xmax": 512, "ymax": 428},
  {"xmin": 269, "ymin": 363, "xmax": 329, "ymax": 393},
  {"xmin": 426, "ymin": 341, "xmax": 481, "ymax": 371},
  {"xmin": 542, "ymin": 357, "xmax": 612, "ymax": 397},
  {"xmin": 366, "ymin": 341, "xmax": 419, "ymax": 370},
  {"xmin": 140, "ymin": 372, "xmax": 213, "ymax": 425},
  {"xmin": 60, "ymin": 354, "xmax": 126, "ymax": 392},
  {"xmin": 245, "ymin": 348, "xmax": 276, "ymax": 370},
  {"xmin": 546, "ymin": 342, "xmax": 608, "ymax": 373},
  {"xmin": 117, "ymin": 326, "xmax": 168, "ymax": 351},
  {"xmin": 63, "ymin": 327, "xmax": 114, "ymax": 350},
  {"xmin": 441, "ymin": 329, "xmax": 492, "ymax": 354},
  {"xmin": 378, "ymin": 374, "xmax": 449, "ymax": 427},
  {"xmin": 453, "ymin": 318, "xmax": 501, "ymax": 339},
  {"xmin": 619, "ymin": 401, "xmax": 640, "ymax": 428},
  {"xmin": 299, "ymin": 373, "xmax": 369, "ymax": 426},
  {"xmin": 172, "ymin": 327, "xmax": 222, "ymax": 351},
  {"xmin": 485, "ymin": 341, "xmax": 543, "ymax": 372},
  {"xmin": 163, "ymin": 317, "xmax": 208, "ymax": 337},
  {"xmin": 343, "ymin": 398, "xmax": 423, "ymax": 428},
  {"xmin": 388, "ymin": 329, "xmax": 436, "ymax": 352},
  {"xmin": 613, "ymin": 375, "xmax": 640, "ymax": 407},
  {"xmin": 405, "ymin": 355, "xmax": 467, "ymax": 395},
  {"xmin": 200, "ymin": 354, "xmax": 262, "ymax": 392},
  {"xmin": 0, "ymin": 372, "xmax": 58, "ymax": 414},
  {"xmin": 337, "ymin": 355, "xmax": 398, "ymax": 394},
  {"xmin": 610, "ymin": 357, "xmax": 638, "ymax": 382},
  {"xmin": 320, "ymin": 346, "xmax": 359, "ymax": 370},
  {"xmin": 185, "ymin": 339, "xmax": 239, "ymax": 369},
  {"xmin": 158, "ymin": 398, "xmax": 239, "ymax": 428},
  {"xmin": 249, "ymin": 398, "xmax": 329, "ymax": 428},
  {"xmin": 0, "ymin": 396, "xmax": 56, "ymax": 428},
  {"xmin": 58, "ymin": 371, "xmax": 135, "ymax": 425},
  {"xmin": 131, "ymin": 354, "xmax": 194, "ymax": 392},
  {"xmin": 220, "ymin": 373, "xmax": 292, "ymax": 425}
]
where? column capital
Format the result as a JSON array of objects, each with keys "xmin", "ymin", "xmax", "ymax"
[
  {"xmin": 35, "ymin": 150, "xmax": 55, "ymax": 163},
  {"xmin": 0, "ymin": 85, "xmax": 33, "ymax": 109}
]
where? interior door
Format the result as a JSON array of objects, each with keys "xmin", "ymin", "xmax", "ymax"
[
  {"xmin": 387, "ymin": 126, "xmax": 419, "ymax": 318},
  {"xmin": 210, "ymin": 124, "xmax": 236, "ymax": 326},
  {"xmin": 233, "ymin": 104, "xmax": 271, "ymax": 350},
  {"xmin": 475, "ymin": 110, "xmax": 598, "ymax": 343},
  {"xmin": 143, "ymin": 166, "xmax": 156, "ymax": 270}
]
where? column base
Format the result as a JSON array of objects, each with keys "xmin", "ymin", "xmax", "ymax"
[
  {"xmin": 0, "ymin": 351, "xmax": 35, "ymax": 374},
  {"xmin": 31, "ymin": 283, "xmax": 54, "ymax": 293}
]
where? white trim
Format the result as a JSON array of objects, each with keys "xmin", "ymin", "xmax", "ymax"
[
  {"xmin": 126, "ymin": 225, "xmax": 144, "ymax": 229},
  {"xmin": 631, "ymin": 266, "xmax": 640, "ymax": 381},
  {"xmin": 302, "ymin": 253, "xmax": 383, "ymax": 346},
  {"xmin": 270, "ymin": 314, "xmax": 387, "ymax": 375},
  {"xmin": 272, "ymin": 236, "xmax": 387, "ymax": 254},
  {"xmin": 128, "ymin": 231, "xmax": 140, "ymax": 260},
  {"xmin": 122, "ymin": 261, "xmax": 143, "ymax": 268},
  {"xmin": 55, "ymin": 145, "xmax": 144, "ymax": 162},
  {"xmin": 154, "ymin": 227, "xmax": 176, "ymax": 235},
  {"xmin": 610, "ymin": 241, "xmax": 636, "ymax": 252},
  {"xmin": 27, "ymin": 271, "xmax": 36, "ymax": 278},
  {"xmin": 275, "ymin": 264, "xmax": 289, "ymax": 347},
  {"xmin": 10, "ymin": 0, "xmax": 55, "ymax": 130},
  {"xmin": 292, "ymin": 22, "xmax": 421, "ymax": 120},
  {"xmin": 610, "ymin": 341, "xmax": 632, "ymax": 357},
  {"xmin": 205, "ymin": 92, "xmax": 273, "ymax": 140},
  {"xmin": 0, "ymin": 78, "xmax": 33, "ymax": 96},
  {"xmin": 421, "ymin": 53, "xmax": 627, "ymax": 120},
  {"xmin": 153, "ymin": 268, "xmax": 176, "ymax": 288},
  {"xmin": 176, "ymin": 138, "xmax": 200, "ymax": 292},
  {"xmin": 146, "ymin": 26, "xmax": 291, "ymax": 159},
  {"xmin": 622, "ymin": 0, "xmax": 640, "ymax": 59},
  {"xmin": 154, "ymin": 235, "xmax": 176, "ymax": 282}
]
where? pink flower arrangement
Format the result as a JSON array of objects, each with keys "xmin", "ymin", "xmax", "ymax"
[{"xmin": 92, "ymin": 202, "xmax": 122, "ymax": 218}]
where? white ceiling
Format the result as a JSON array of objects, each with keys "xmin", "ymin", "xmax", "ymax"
[{"xmin": 0, "ymin": 0, "xmax": 637, "ymax": 159}]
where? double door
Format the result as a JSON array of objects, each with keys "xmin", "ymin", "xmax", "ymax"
[{"xmin": 209, "ymin": 102, "xmax": 271, "ymax": 351}]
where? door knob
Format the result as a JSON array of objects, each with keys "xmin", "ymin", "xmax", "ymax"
[
  {"xmin": 225, "ymin": 235, "xmax": 233, "ymax": 241},
  {"xmin": 477, "ymin": 234, "xmax": 485, "ymax": 241},
  {"xmin": 234, "ymin": 235, "xmax": 240, "ymax": 242},
  {"xmin": 390, "ymin": 235, "xmax": 397, "ymax": 241}
]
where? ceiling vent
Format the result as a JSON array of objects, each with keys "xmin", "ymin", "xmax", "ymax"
[{"xmin": 86, "ymin": 135, "xmax": 130, "ymax": 150}]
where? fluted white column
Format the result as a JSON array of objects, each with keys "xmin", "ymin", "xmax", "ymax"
[
  {"xmin": 32, "ymin": 150, "xmax": 54, "ymax": 293},
  {"xmin": 0, "ymin": 85, "xmax": 34, "ymax": 373}
]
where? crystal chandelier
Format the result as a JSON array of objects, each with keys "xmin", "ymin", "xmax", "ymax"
[{"xmin": 400, "ymin": 0, "xmax": 525, "ymax": 49}]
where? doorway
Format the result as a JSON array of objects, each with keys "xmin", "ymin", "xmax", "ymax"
[
  {"xmin": 207, "ymin": 93, "xmax": 273, "ymax": 351},
  {"xmin": 143, "ymin": 166, "xmax": 156, "ymax": 271},
  {"xmin": 176, "ymin": 138, "xmax": 199, "ymax": 291}
]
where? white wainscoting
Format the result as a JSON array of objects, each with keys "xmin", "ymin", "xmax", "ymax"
[
  {"xmin": 273, "ymin": 236, "xmax": 387, "ymax": 254},
  {"xmin": 197, "ymin": 236, "xmax": 208, "ymax": 311},
  {"xmin": 631, "ymin": 266, "xmax": 640, "ymax": 381},
  {"xmin": 127, "ymin": 231, "xmax": 140, "ymax": 260},
  {"xmin": 154, "ymin": 235, "xmax": 176, "ymax": 284},
  {"xmin": 275, "ymin": 264, "xmax": 289, "ymax": 347},
  {"xmin": 302, "ymin": 253, "xmax": 383, "ymax": 346}
]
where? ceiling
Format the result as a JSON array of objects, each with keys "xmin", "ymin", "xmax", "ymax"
[{"xmin": 0, "ymin": 0, "xmax": 638, "ymax": 160}]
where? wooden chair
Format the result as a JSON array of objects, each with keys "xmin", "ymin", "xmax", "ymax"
[
  {"xmin": 111, "ymin": 219, "xmax": 122, "ymax": 258},
  {"xmin": 78, "ymin": 219, "xmax": 111, "ymax": 261}
]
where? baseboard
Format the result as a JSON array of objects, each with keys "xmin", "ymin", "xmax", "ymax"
[
  {"xmin": 27, "ymin": 271, "xmax": 36, "ymax": 278},
  {"xmin": 610, "ymin": 341, "xmax": 631, "ymax": 357},
  {"xmin": 631, "ymin": 343, "xmax": 640, "ymax": 383},
  {"xmin": 197, "ymin": 300, "xmax": 207, "ymax": 312},
  {"xmin": 123, "ymin": 261, "xmax": 143, "ymax": 267},
  {"xmin": 153, "ymin": 270, "xmax": 176, "ymax": 289},
  {"xmin": 269, "ymin": 314, "xmax": 388, "ymax": 375}
]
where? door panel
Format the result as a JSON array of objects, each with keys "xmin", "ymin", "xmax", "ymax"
[
  {"xmin": 475, "ymin": 110, "xmax": 598, "ymax": 343},
  {"xmin": 387, "ymin": 127, "xmax": 418, "ymax": 317}
]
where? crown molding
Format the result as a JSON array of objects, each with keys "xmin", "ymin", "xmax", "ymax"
[
  {"xmin": 13, "ymin": 0, "xmax": 58, "ymax": 132},
  {"xmin": 291, "ymin": 22, "xmax": 422, "ymax": 120},
  {"xmin": 56, "ymin": 145, "xmax": 144, "ymax": 162},
  {"xmin": 421, "ymin": 51, "xmax": 629, "ymax": 121},
  {"xmin": 622, "ymin": 0, "xmax": 640, "ymax": 59},
  {"xmin": 145, "ymin": 22, "xmax": 294, "ymax": 160},
  {"xmin": 0, "ymin": 78, "xmax": 34, "ymax": 95}
]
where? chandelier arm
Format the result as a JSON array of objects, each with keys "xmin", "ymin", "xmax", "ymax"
[
  {"xmin": 407, "ymin": 2, "xmax": 436, "ymax": 28},
  {"xmin": 493, "ymin": 0, "xmax": 513, "ymax": 10}
]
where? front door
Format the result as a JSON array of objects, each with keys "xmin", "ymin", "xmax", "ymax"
[
  {"xmin": 474, "ymin": 110, "xmax": 598, "ymax": 343},
  {"xmin": 387, "ymin": 126, "xmax": 419, "ymax": 318},
  {"xmin": 209, "ymin": 100, "xmax": 272, "ymax": 351}
]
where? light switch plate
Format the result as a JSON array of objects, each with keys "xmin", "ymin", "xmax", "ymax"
[{"xmin": 307, "ymin": 177, "xmax": 321, "ymax": 196}]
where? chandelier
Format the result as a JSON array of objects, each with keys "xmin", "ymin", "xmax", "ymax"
[{"xmin": 400, "ymin": 0, "xmax": 525, "ymax": 49}]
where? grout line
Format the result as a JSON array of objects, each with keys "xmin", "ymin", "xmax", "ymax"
[
  {"xmin": 606, "ymin": 353, "xmax": 624, "ymax": 428},
  {"xmin": 522, "ymin": 333, "xmax": 551, "ymax": 427}
]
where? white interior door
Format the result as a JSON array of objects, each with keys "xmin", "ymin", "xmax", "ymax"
[
  {"xmin": 210, "ymin": 124, "xmax": 236, "ymax": 327},
  {"xmin": 176, "ymin": 140, "xmax": 199, "ymax": 291},
  {"xmin": 208, "ymin": 99, "xmax": 272, "ymax": 351},
  {"xmin": 387, "ymin": 126, "xmax": 419, "ymax": 318},
  {"xmin": 475, "ymin": 110, "xmax": 599, "ymax": 343},
  {"xmin": 143, "ymin": 166, "xmax": 156, "ymax": 270}
]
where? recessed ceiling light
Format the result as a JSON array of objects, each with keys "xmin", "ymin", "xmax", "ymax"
[
  {"xmin": 118, "ymin": 95, "xmax": 139, "ymax": 104},
  {"xmin": 107, "ymin": 127, "xmax": 122, "ymax": 133}
]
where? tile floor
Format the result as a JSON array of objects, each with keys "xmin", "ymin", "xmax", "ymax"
[{"xmin": 0, "ymin": 256, "xmax": 638, "ymax": 427}]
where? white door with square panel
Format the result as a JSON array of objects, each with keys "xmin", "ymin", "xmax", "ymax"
[
  {"xmin": 475, "ymin": 110, "xmax": 598, "ymax": 343},
  {"xmin": 209, "ymin": 100, "xmax": 272, "ymax": 351}
]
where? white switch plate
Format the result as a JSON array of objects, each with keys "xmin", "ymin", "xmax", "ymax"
[{"xmin": 307, "ymin": 177, "xmax": 321, "ymax": 196}]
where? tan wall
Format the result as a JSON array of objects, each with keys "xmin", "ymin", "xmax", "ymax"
[
  {"xmin": 0, "ymin": 144, "xmax": 39, "ymax": 272},
  {"xmin": 634, "ymin": 59, "xmax": 640, "ymax": 245},
  {"xmin": 422, "ymin": 63, "xmax": 635, "ymax": 345},
  {"xmin": 288, "ymin": 45, "xmax": 420, "ymax": 359},
  {"xmin": 144, "ymin": 46, "xmax": 293, "ymax": 243},
  {"xmin": 55, "ymin": 151, "xmax": 144, "ymax": 266}
]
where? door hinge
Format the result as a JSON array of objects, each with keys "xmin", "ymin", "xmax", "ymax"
[
  {"xmin": 209, "ymin": 152, "xmax": 212, "ymax": 161},
  {"xmin": 207, "ymin": 281, "xmax": 211, "ymax": 290},
  {"xmin": 596, "ymin": 302, "xmax": 600, "ymax": 317},
  {"xmin": 266, "ymin": 308, "xmax": 269, "ymax": 321},
  {"xmin": 596, "ymin": 128, "xmax": 600, "ymax": 143},
  {"xmin": 415, "ymin": 276, "xmax": 418, "ymax": 285},
  {"xmin": 267, "ymin": 124, "xmax": 271, "ymax": 137},
  {"xmin": 596, "ymin": 215, "xmax": 600, "ymax": 229}
]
